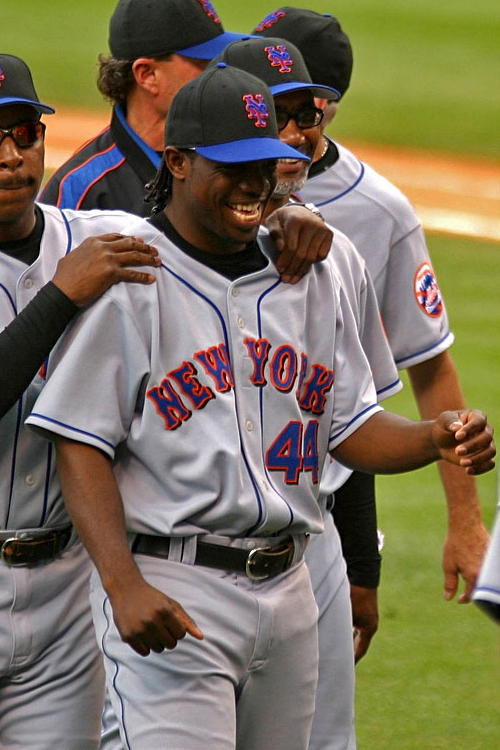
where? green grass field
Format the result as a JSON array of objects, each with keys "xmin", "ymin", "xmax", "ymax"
[
  {"xmin": 2, "ymin": 0, "xmax": 500, "ymax": 158},
  {"xmin": 356, "ymin": 233, "xmax": 499, "ymax": 750},
  {"xmin": 2, "ymin": 2, "xmax": 499, "ymax": 747}
]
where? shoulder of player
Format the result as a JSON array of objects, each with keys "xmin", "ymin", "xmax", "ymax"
[{"xmin": 336, "ymin": 141, "xmax": 420, "ymax": 222}]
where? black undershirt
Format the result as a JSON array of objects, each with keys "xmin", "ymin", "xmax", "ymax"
[
  {"xmin": 0, "ymin": 208, "xmax": 78, "ymax": 417},
  {"xmin": 148, "ymin": 211, "xmax": 269, "ymax": 280},
  {"xmin": 308, "ymin": 138, "xmax": 339, "ymax": 179}
]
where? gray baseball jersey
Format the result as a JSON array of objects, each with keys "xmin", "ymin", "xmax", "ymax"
[
  {"xmin": 28, "ymin": 223, "xmax": 381, "ymax": 538},
  {"xmin": 299, "ymin": 140, "xmax": 454, "ymax": 369},
  {"xmin": 0, "ymin": 203, "xmax": 148, "ymax": 749}
]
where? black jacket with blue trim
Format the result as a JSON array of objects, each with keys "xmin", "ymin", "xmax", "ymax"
[{"xmin": 40, "ymin": 106, "xmax": 160, "ymax": 217}]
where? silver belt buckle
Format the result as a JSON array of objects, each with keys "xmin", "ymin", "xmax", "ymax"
[
  {"xmin": 245, "ymin": 546, "xmax": 272, "ymax": 581},
  {"xmin": 1, "ymin": 537, "xmax": 27, "ymax": 566}
]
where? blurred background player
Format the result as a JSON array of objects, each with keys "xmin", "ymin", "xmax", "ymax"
[{"xmin": 253, "ymin": 5, "xmax": 489, "ymax": 649}]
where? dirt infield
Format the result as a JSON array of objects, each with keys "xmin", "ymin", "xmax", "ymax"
[{"xmin": 44, "ymin": 107, "xmax": 500, "ymax": 243}]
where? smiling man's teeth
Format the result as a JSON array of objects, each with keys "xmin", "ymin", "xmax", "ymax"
[
  {"xmin": 230, "ymin": 203, "xmax": 260, "ymax": 213},
  {"xmin": 228, "ymin": 202, "xmax": 261, "ymax": 221}
]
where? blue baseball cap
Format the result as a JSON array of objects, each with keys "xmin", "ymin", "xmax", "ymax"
[
  {"xmin": 109, "ymin": 0, "xmax": 258, "ymax": 61},
  {"xmin": 211, "ymin": 37, "xmax": 340, "ymax": 100},
  {"xmin": 166, "ymin": 63, "xmax": 310, "ymax": 163},
  {"xmin": 0, "ymin": 54, "xmax": 55, "ymax": 115}
]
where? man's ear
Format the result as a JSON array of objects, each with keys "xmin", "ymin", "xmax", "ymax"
[
  {"xmin": 132, "ymin": 58, "xmax": 161, "ymax": 94},
  {"xmin": 164, "ymin": 147, "xmax": 192, "ymax": 180}
]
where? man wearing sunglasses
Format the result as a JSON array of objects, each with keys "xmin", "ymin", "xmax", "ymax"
[{"xmin": 0, "ymin": 53, "xmax": 162, "ymax": 749}]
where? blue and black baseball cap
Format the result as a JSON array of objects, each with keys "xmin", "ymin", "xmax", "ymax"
[
  {"xmin": 252, "ymin": 8, "xmax": 353, "ymax": 98},
  {"xmin": 0, "ymin": 54, "xmax": 55, "ymax": 115},
  {"xmin": 110, "ymin": 0, "xmax": 258, "ymax": 61},
  {"xmin": 165, "ymin": 63, "xmax": 310, "ymax": 163},
  {"xmin": 211, "ymin": 37, "xmax": 340, "ymax": 101}
]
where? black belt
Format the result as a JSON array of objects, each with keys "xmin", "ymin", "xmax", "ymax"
[
  {"xmin": 132, "ymin": 534, "xmax": 298, "ymax": 581},
  {"xmin": 0, "ymin": 526, "xmax": 72, "ymax": 567}
]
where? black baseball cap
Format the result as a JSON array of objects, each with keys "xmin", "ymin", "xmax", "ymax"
[
  {"xmin": 166, "ymin": 63, "xmax": 310, "ymax": 163},
  {"xmin": 211, "ymin": 37, "xmax": 340, "ymax": 101},
  {"xmin": 0, "ymin": 54, "xmax": 55, "ymax": 114},
  {"xmin": 252, "ymin": 7, "xmax": 353, "ymax": 98},
  {"xmin": 110, "ymin": 0, "xmax": 256, "ymax": 61}
]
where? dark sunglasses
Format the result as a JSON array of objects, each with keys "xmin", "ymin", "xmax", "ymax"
[
  {"xmin": 0, "ymin": 120, "xmax": 46, "ymax": 149},
  {"xmin": 275, "ymin": 106, "xmax": 324, "ymax": 132}
]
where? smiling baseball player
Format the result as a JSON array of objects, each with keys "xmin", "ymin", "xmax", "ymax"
[{"xmin": 27, "ymin": 64, "xmax": 494, "ymax": 750}]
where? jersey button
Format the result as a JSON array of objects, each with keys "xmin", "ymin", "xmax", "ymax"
[
  {"xmin": 237, "ymin": 316, "xmax": 245, "ymax": 329},
  {"xmin": 231, "ymin": 287, "xmax": 240, "ymax": 297},
  {"xmin": 25, "ymin": 474, "xmax": 36, "ymax": 486},
  {"xmin": 24, "ymin": 279, "xmax": 34, "ymax": 289},
  {"xmin": 245, "ymin": 420, "xmax": 254, "ymax": 431}
]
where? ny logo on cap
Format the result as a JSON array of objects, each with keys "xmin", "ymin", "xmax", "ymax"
[
  {"xmin": 254, "ymin": 9, "xmax": 286, "ymax": 32},
  {"xmin": 197, "ymin": 0, "xmax": 221, "ymax": 24},
  {"xmin": 265, "ymin": 45, "xmax": 293, "ymax": 74},
  {"xmin": 0, "ymin": 68, "xmax": 4, "ymax": 88},
  {"xmin": 242, "ymin": 94, "xmax": 269, "ymax": 128}
]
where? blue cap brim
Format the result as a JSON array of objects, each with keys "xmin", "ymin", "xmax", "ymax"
[
  {"xmin": 269, "ymin": 81, "xmax": 341, "ymax": 101},
  {"xmin": 177, "ymin": 32, "xmax": 261, "ymax": 61},
  {"xmin": 195, "ymin": 137, "xmax": 310, "ymax": 163},
  {"xmin": 0, "ymin": 97, "xmax": 55, "ymax": 114}
]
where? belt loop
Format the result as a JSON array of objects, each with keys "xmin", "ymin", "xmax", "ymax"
[
  {"xmin": 167, "ymin": 537, "xmax": 185, "ymax": 563},
  {"xmin": 290, "ymin": 534, "xmax": 309, "ymax": 566},
  {"xmin": 180, "ymin": 537, "xmax": 197, "ymax": 565}
]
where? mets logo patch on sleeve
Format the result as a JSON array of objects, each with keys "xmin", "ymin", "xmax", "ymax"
[{"xmin": 414, "ymin": 262, "xmax": 443, "ymax": 317}]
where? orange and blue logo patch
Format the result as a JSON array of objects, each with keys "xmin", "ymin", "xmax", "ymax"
[
  {"xmin": 196, "ymin": 0, "xmax": 221, "ymax": 23},
  {"xmin": 414, "ymin": 261, "xmax": 443, "ymax": 317},
  {"xmin": 242, "ymin": 94, "xmax": 269, "ymax": 128},
  {"xmin": 265, "ymin": 45, "xmax": 293, "ymax": 74},
  {"xmin": 254, "ymin": 9, "xmax": 286, "ymax": 32}
]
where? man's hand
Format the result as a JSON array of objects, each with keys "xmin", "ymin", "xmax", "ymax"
[
  {"xmin": 52, "ymin": 234, "xmax": 161, "ymax": 306},
  {"xmin": 351, "ymin": 585, "xmax": 379, "ymax": 663},
  {"xmin": 432, "ymin": 410, "xmax": 495, "ymax": 475},
  {"xmin": 109, "ymin": 574, "xmax": 204, "ymax": 657},
  {"xmin": 442, "ymin": 515, "xmax": 490, "ymax": 604},
  {"xmin": 266, "ymin": 205, "xmax": 332, "ymax": 283}
]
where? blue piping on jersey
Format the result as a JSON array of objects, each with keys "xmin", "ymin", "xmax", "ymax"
[
  {"xmin": 159, "ymin": 263, "xmax": 265, "ymax": 525},
  {"xmin": 329, "ymin": 402, "xmax": 380, "ymax": 446},
  {"xmin": 59, "ymin": 209, "xmax": 76, "ymax": 256},
  {"xmin": 115, "ymin": 105, "xmax": 162, "ymax": 170},
  {"xmin": 395, "ymin": 330, "xmax": 452, "ymax": 366},
  {"xmin": 101, "ymin": 597, "xmax": 133, "ymax": 750},
  {"xmin": 300, "ymin": 161, "xmax": 365, "ymax": 207},
  {"xmin": 377, "ymin": 378, "xmax": 402, "ymax": 397},
  {"xmin": 29, "ymin": 414, "xmax": 116, "ymax": 452},
  {"xmin": 474, "ymin": 586, "xmax": 500, "ymax": 597},
  {"xmin": 0, "ymin": 283, "xmax": 17, "ymax": 315}
]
